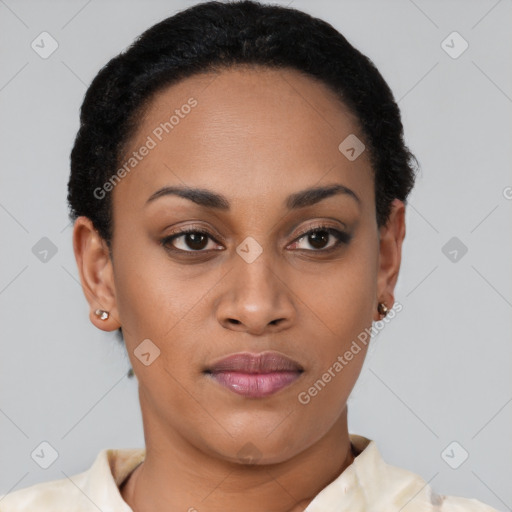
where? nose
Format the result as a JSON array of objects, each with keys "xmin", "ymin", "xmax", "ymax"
[{"xmin": 215, "ymin": 251, "xmax": 296, "ymax": 335}]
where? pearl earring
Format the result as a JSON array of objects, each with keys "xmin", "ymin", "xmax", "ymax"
[
  {"xmin": 94, "ymin": 309, "xmax": 110, "ymax": 321},
  {"xmin": 377, "ymin": 302, "xmax": 389, "ymax": 318}
]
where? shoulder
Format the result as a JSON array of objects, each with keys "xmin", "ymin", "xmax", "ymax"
[
  {"xmin": 369, "ymin": 452, "xmax": 500, "ymax": 511},
  {"xmin": 340, "ymin": 435, "xmax": 501, "ymax": 512},
  {"xmin": 0, "ymin": 447, "xmax": 145, "ymax": 512},
  {"xmin": 376, "ymin": 455, "xmax": 500, "ymax": 511},
  {"xmin": 373, "ymin": 460, "xmax": 499, "ymax": 511},
  {"xmin": 0, "ymin": 473, "xmax": 88, "ymax": 511},
  {"xmin": 435, "ymin": 494, "xmax": 502, "ymax": 512}
]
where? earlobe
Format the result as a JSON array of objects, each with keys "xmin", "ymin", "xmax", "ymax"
[
  {"xmin": 374, "ymin": 199, "xmax": 406, "ymax": 322},
  {"xmin": 72, "ymin": 216, "xmax": 121, "ymax": 332}
]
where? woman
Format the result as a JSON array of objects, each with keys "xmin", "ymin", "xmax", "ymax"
[{"xmin": 0, "ymin": 1, "xmax": 500, "ymax": 510}]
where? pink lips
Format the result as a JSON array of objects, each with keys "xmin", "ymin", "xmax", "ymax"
[{"xmin": 205, "ymin": 352, "xmax": 304, "ymax": 398}]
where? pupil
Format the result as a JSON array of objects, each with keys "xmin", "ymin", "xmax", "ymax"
[
  {"xmin": 309, "ymin": 230, "xmax": 328, "ymax": 249},
  {"xmin": 187, "ymin": 233, "xmax": 207, "ymax": 250}
]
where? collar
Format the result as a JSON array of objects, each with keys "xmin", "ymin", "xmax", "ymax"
[
  {"xmin": 0, "ymin": 434, "xmax": 449, "ymax": 511},
  {"xmin": 82, "ymin": 434, "xmax": 440, "ymax": 511}
]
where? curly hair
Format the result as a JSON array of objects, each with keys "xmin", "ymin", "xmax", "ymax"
[{"xmin": 67, "ymin": 0, "xmax": 419, "ymax": 357}]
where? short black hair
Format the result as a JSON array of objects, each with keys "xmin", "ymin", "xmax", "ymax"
[{"xmin": 67, "ymin": 0, "xmax": 419, "ymax": 358}]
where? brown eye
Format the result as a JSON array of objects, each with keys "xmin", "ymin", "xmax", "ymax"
[
  {"xmin": 289, "ymin": 226, "xmax": 351, "ymax": 252},
  {"xmin": 306, "ymin": 229, "xmax": 330, "ymax": 250},
  {"xmin": 161, "ymin": 229, "xmax": 223, "ymax": 253},
  {"xmin": 179, "ymin": 232, "xmax": 209, "ymax": 250}
]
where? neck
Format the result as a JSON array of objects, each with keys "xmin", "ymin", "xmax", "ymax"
[{"xmin": 120, "ymin": 407, "xmax": 355, "ymax": 512}]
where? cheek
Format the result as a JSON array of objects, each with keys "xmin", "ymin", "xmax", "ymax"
[
  {"xmin": 300, "ymin": 243, "xmax": 378, "ymax": 350},
  {"xmin": 293, "ymin": 240, "xmax": 377, "ymax": 405},
  {"xmin": 111, "ymin": 244, "xmax": 224, "ymax": 393},
  {"xmin": 111, "ymin": 238, "xmax": 201, "ymax": 340}
]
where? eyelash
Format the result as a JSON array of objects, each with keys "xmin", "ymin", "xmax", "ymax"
[{"xmin": 160, "ymin": 223, "xmax": 351, "ymax": 256}]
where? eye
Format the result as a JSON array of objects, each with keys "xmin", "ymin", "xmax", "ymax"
[
  {"xmin": 160, "ymin": 223, "xmax": 351, "ymax": 256},
  {"xmin": 160, "ymin": 228, "xmax": 224, "ymax": 253},
  {"xmin": 288, "ymin": 224, "xmax": 351, "ymax": 252}
]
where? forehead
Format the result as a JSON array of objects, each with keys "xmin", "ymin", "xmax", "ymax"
[{"xmin": 113, "ymin": 65, "xmax": 373, "ymax": 213}]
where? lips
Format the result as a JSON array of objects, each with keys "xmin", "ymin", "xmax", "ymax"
[
  {"xmin": 205, "ymin": 351, "xmax": 304, "ymax": 398},
  {"xmin": 207, "ymin": 351, "xmax": 304, "ymax": 374}
]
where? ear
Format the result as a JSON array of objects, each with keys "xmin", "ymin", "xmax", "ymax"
[
  {"xmin": 72, "ymin": 216, "xmax": 121, "ymax": 331},
  {"xmin": 373, "ymin": 198, "xmax": 406, "ymax": 321}
]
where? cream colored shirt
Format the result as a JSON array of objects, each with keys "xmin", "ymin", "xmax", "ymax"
[{"xmin": 0, "ymin": 434, "xmax": 500, "ymax": 511}]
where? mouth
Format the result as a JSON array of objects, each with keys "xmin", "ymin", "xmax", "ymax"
[{"xmin": 204, "ymin": 351, "xmax": 304, "ymax": 398}]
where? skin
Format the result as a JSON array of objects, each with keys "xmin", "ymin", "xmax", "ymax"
[{"xmin": 73, "ymin": 65, "xmax": 405, "ymax": 512}]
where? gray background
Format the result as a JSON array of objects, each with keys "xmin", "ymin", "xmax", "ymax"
[{"xmin": 1, "ymin": 0, "xmax": 511, "ymax": 509}]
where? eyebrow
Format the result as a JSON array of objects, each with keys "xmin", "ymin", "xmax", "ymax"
[{"xmin": 145, "ymin": 183, "xmax": 361, "ymax": 210}]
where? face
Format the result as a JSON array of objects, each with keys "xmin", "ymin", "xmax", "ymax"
[{"xmin": 75, "ymin": 65, "xmax": 404, "ymax": 465}]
